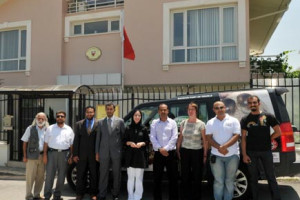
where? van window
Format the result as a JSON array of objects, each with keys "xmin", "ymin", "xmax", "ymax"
[
  {"xmin": 169, "ymin": 103, "xmax": 208, "ymax": 127},
  {"xmin": 125, "ymin": 106, "xmax": 159, "ymax": 127}
]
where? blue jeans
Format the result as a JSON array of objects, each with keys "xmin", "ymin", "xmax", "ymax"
[
  {"xmin": 210, "ymin": 154, "xmax": 239, "ymax": 200},
  {"xmin": 247, "ymin": 151, "xmax": 281, "ymax": 200}
]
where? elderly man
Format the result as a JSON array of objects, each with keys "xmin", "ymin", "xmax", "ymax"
[
  {"xmin": 21, "ymin": 112, "xmax": 49, "ymax": 200},
  {"xmin": 43, "ymin": 111, "xmax": 74, "ymax": 200},
  {"xmin": 150, "ymin": 103, "xmax": 179, "ymax": 200},
  {"xmin": 206, "ymin": 101, "xmax": 241, "ymax": 200}
]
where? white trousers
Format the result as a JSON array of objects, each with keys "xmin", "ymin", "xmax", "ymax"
[{"xmin": 127, "ymin": 167, "xmax": 144, "ymax": 200}]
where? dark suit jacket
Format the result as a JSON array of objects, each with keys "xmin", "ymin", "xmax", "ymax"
[
  {"xmin": 95, "ymin": 117, "xmax": 125, "ymax": 160},
  {"xmin": 73, "ymin": 118, "xmax": 98, "ymax": 160}
]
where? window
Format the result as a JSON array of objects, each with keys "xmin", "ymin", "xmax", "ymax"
[
  {"xmin": 72, "ymin": 19, "xmax": 120, "ymax": 36},
  {"xmin": 169, "ymin": 102, "xmax": 208, "ymax": 126},
  {"xmin": 124, "ymin": 106, "xmax": 158, "ymax": 127},
  {"xmin": 172, "ymin": 6, "xmax": 237, "ymax": 63},
  {"xmin": 0, "ymin": 29, "xmax": 27, "ymax": 71}
]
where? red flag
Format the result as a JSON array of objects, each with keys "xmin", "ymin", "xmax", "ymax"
[{"xmin": 123, "ymin": 27, "xmax": 135, "ymax": 60}]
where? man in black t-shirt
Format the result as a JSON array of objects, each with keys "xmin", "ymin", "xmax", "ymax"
[{"xmin": 240, "ymin": 95, "xmax": 281, "ymax": 200}]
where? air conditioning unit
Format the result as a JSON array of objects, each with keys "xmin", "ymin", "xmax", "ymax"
[{"xmin": 77, "ymin": 2, "xmax": 87, "ymax": 11}]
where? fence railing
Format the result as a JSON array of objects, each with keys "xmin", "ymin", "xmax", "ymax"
[
  {"xmin": 1, "ymin": 74, "xmax": 300, "ymax": 161},
  {"xmin": 251, "ymin": 73, "xmax": 300, "ymax": 140},
  {"xmin": 67, "ymin": 0, "xmax": 124, "ymax": 13}
]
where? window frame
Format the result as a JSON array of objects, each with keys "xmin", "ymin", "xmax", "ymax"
[
  {"xmin": 162, "ymin": 0, "xmax": 247, "ymax": 68},
  {"xmin": 65, "ymin": 10, "xmax": 122, "ymax": 41},
  {"xmin": 0, "ymin": 20, "xmax": 31, "ymax": 73},
  {"xmin": 170, "ymin": 5, "xmax": 238, "ymax": 64},
  {"xmin": 71, "ymin": 18, "xmax": 120, "ymax": 36}
]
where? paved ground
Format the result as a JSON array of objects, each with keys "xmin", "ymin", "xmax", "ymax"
[{"xmin": 0, "ymin": 166, "xmax": 299, "ymax": 200}]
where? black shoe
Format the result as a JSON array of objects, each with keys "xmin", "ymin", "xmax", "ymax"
[
  {"xmin": 52, "ymin": 197, "xmax": 63, "ymax": 200},
  {"xmin": 112, "ymin": 195, "xmax": 119, "ymax": 200},
  {"xmin": 76, "ymin": 196, "xmax": 83, "ymax": 200}
]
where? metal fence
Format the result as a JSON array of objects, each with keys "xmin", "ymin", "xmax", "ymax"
[
  {"xmin": 1, "ymin": 74, "xmax": 299, "ymax": 161},
  {"xmin": 251, "ymin": 73, "xmax": 300, "ymax": 132},
  {"xmin": 67, "ymin": 0, "xmax": 124, "ymax": 13}
]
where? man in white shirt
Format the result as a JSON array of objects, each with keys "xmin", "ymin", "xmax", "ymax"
[
  {"xmin": 206, "ymin": 101, "xmax": 241, "ymax": 200},
  {"xmin": 21, "ymin": 112, "xmax": 49, "ymax": 200},
  {"xmin": 150, "ymin": 103, "xmax": 178, "ymax": 200},
  {"xmin": 43, "ymin": 111, "xmax": 74, "ymax": 200}
]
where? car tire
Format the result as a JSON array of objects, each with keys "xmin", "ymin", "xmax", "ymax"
[
  {"xmin": 233, "ymin": 165, "xmax": 250, "ymax": 199},
  {"xmin": 66, "ymin": 163, "xmax": 91, "ymax": 191},
  {"xmin": 66, "ymin": 163, "xmax": 77, "ymax": 191}
]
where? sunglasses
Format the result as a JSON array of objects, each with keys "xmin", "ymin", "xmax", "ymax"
[
  {"xmin": 248, "ymin": 101, "xmax": 258, "ymax": 105},
  {"xmin": 56, "ymin": 115, "xmax": 65, "ymax": 118},
  {"xmin": 214, "ymin": 106, "xmax": 224, "ymax": 110}
]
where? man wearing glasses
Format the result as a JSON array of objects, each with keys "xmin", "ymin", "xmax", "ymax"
[
  {"xmin": 206, "ymin": 101, "xmax": 241, "ymax": 200},
  {"xmin": 241, "ymin": 95, "xmax": 281, "ymax": 200},
  {"xmin": 43, "ymin": 111, "xmax": 74, "ymax": 200}
]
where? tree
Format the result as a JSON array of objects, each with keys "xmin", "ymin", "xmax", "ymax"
[{"xmin": 250, "ymin": 50, "xmax": 300, "ymax": 78}]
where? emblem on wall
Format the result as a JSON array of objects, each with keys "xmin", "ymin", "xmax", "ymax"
[{"xmin": 86, "ymin": 47, "xmax": 102, "ymax": 61}]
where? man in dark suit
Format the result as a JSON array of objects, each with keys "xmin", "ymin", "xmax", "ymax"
[
  {"xmin": 96, "ymin": 102, "xmax": 125, "ymax": 200},
  {"xmin": 73, "ymin": 106, "xmax": 98, "ymax": 200}
]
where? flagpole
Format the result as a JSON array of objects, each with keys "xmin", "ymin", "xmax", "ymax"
[
  {"xmin": 120, "ymin": 10, "xmax": 124, "ymax": 117},
  {"xmin": 121, "ymin": 9, "xmax": 125, "ymax": 90}
]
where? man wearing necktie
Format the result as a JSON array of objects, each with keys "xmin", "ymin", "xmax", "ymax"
[
  {"xmin": 73, "ymin": 106, "xmax": 99, "ymax": 200},
  {"xmin": 96, "ymin": 102, "xmax": 125, "ymax": 200}
]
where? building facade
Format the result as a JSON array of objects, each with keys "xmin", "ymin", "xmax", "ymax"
[{"xmin": 0, "ymin": 0, "xmax": 291, "ymax": 162}]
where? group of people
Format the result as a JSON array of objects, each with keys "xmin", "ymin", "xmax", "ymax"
[{"xmin": 22, "ymin": 96, "xmax": 282, "ymax": 200}]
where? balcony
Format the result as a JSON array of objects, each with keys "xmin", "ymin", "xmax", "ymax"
[{"xmin": 67, "ymin": 0, "xmax": 124, "ymax": 13}]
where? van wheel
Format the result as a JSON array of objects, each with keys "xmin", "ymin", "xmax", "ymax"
[
  {"xmin": 66, "ymin": 163, "xmax": 77, "ymax": 191},
  {"xmin": 233, "ymin": 166, "xmax": 250, "ymax": 199},
  {"xmin": 66, "ymin": 163, "xmax": 91, "ymax": 191}
]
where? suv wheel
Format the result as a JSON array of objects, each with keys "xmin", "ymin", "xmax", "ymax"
[
  {"xmin": 66, "ymin": 163, "xmax": 91, "ymax": 191},
  {"xmin": 66, "ymin": 163, "xmax": 77, "ymax": 191},
  {"xmin": 233, "ymin": 166, "xmax": 250, "ymax": 199}
]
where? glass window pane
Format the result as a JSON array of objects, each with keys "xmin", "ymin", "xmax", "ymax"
[
  {"xmin": 187, "ymin": 47, "xmax": 219, "ymax": 62},
  {"xmin": 1, "ymin": 30, "xmax": 18, "ymax": 59},
  {"xmin": 199, "ymin": 103, "xmax": 208, "ymax": 123},
  {"xmin": 0, "ymin": 60, "xmax": 18, "ymax": 71},
  {"xmin": 222, "ymin": 46, "xmax": 237, "ymax": 60},
  {"xmin": 20, "ymin": 59, "xmax": 26, "ymax": 70},
  {"xmin": 173, "ymin": 13, "xmax": 183, "ymax": 46},
  {"xmin": 21, "ymin": 30, "xmax": 26, "ymax": 57},
  {"xmin": 172, "ymin": 49, "xmax": 185, "ymax": 63},
  {"xmin": 84, "ymin": 21, "xmax": 108, "ymax": 34},
  {"xmin": 170, "ymin": 103, "xmax": 189, "ymax": 127},
  {"xmin": 187, "ymin": 8, "xmax": 219, "ymax": 47},
  {"xmin": 223, "ymin": 7, "xmax": 235, "ymax": 43},
  {"xmin": 111, "ymin": 20, "xmax": 120, "ymax": 31},
  {"xmin": 74, "ymin": 25, "xmax": 82, "ymax": 35}
]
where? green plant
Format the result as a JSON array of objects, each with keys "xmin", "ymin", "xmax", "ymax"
[{"xmin": 250, "ymin": 51, "xmax": 300, "ymax": 78}]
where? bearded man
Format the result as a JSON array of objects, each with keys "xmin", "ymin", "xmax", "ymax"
[{"xmin": 21, "ymin": 112, "xmax": 49, "ymax": 200}]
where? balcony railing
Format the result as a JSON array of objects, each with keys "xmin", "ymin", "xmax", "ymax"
[{"xmin": 68, "ymin": 0, "xmax": 124, "ymax": 13}]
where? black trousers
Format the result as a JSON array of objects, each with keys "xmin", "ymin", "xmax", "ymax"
[
  {"xmin": 247, "ymin": 151, "xmax": 281, "ymax": 200},
  {"xmin": 76, "ymin": 157, "xmax": 98, "ymax": 196},
  {"xmin": 153, "ymin": 150, "xmax": 178, "ymax": 200},
  {"xmin": 180, "ymin": 148, "xmax": 203, "ymax": 200}
]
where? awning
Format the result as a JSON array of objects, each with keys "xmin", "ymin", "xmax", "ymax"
[{"xmin": 0, "ymin": 85, "xmax": 94, "ymax": 95}]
